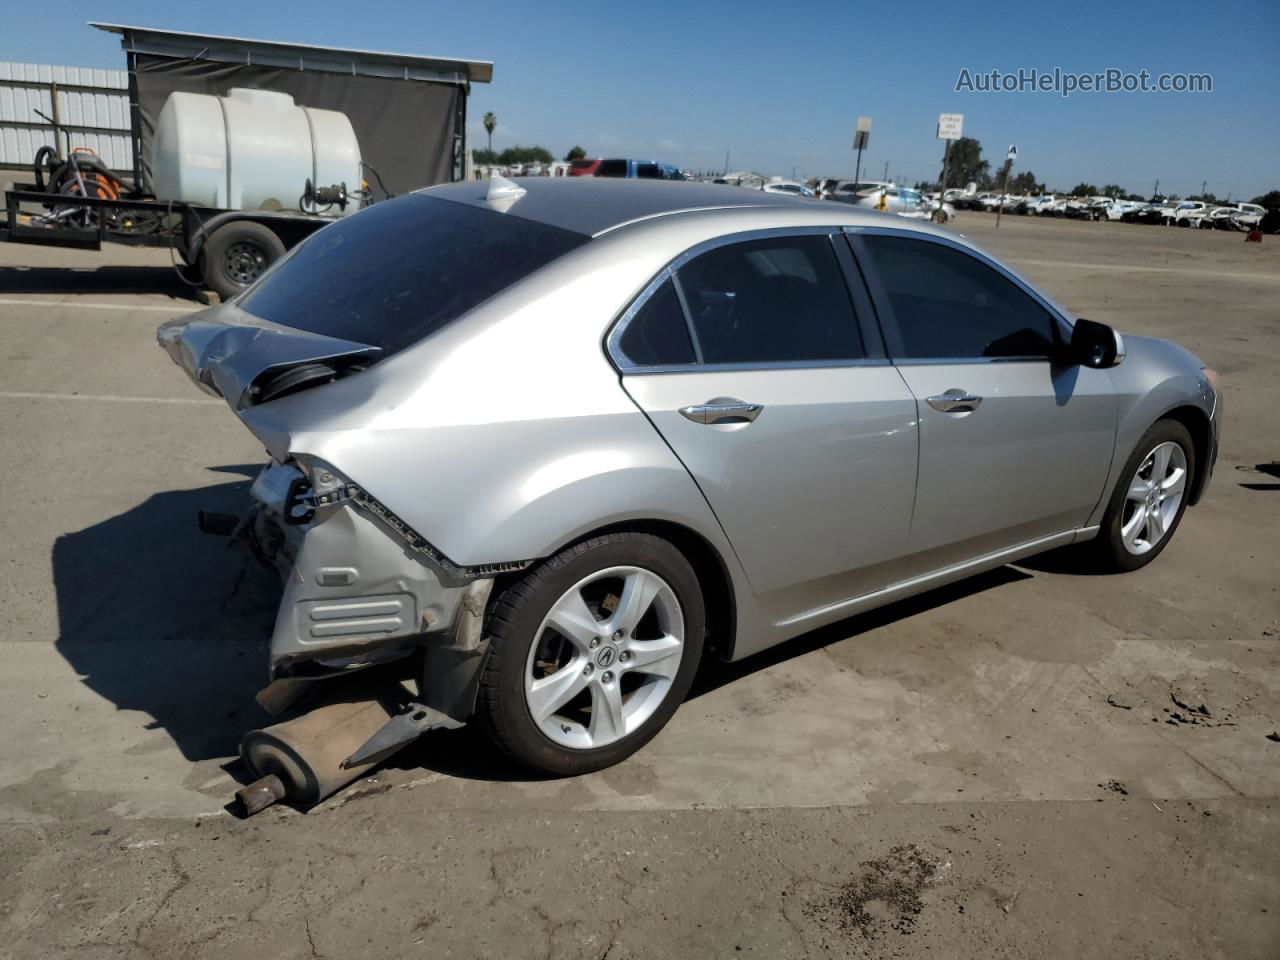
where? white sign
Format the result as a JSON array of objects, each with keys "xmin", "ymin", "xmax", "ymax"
[
  {"xmin": 853, "ymin": 116, "xmax": 871, "ymax": 150},
  {"xmin": 938, "ymin": 113, "xmax": 964, "ymax": 140},
  {"xmin": 1008, "ymin": 144, "xmax": 1017, "ymax": 160}
]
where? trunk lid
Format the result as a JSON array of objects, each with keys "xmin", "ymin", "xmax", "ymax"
[{"xmin": 157, "ymin": 303, "xmax": 380, "ymax": 411}]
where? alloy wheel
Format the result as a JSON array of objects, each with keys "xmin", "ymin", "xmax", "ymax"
[
  {"xmin": 1120, "ymin": 440, "xmax": 1187, "ymax": 556},
  {"xmin": 523, "ymin": 565, "xmax": 684, "ymax": 750}
]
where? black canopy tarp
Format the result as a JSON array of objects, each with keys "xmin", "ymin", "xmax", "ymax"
[{"xmin": 91, "ymin": 23, "xmax": 492, "ymax": 199}]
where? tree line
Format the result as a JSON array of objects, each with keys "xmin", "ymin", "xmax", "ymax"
[{"xmin": 929, "ymin": 137, "xmax": 1276, "ymax": 204}]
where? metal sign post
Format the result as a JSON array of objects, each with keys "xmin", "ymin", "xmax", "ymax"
[
  {"xmin": 853, "ymin": 116, "xmax": 870, "ymax": 190},
  {"xmin": 935, "ymin": 113, "xmax": 962, "ymax": 223},
  {"xmin": 996, "ymin": 144, "xmax": 1016, "ymax": 228}
]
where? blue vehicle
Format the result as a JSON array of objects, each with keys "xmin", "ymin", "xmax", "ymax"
[{"xmin": 595, "ymin": 158, "xmax": 685, "ymax": 179}]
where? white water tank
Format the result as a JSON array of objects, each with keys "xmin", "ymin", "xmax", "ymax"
[{"xmin": 152, "ymin": 88, "xmax": 362, "ymax": 213}]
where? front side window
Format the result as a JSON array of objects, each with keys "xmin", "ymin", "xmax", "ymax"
[
  {"xmin": 860, "ymin": 235, "xmax": 1058, "ymax": 360},
  {"xmin": 674, "ymin": 236, "xmax": 864, "ymax": 364}
]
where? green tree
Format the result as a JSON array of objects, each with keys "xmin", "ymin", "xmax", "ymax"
[
  {"xmin": 497, "ymin": 145, "xmax": 555, "ymax": 165},
  {"xmin": 1008, "ymin": 170, "xmax": 1038, "ymax": 194},
  {"xmin": 940, "ymin": 137, "xmax": 988, "ymax": 190},
  {"xmin": 483, "ymin": 112, "xmax": 497, "ymax": 152},
  {"xmin": 1100, "ymin": 183, "xmax": 1127, "ymax": 197},
  {"xmin": 473, "ymin": 148, "xmax": 499, "ymax": 165},
  {"xmin": 1251, "ymin": 189, "xmax": 1280, "ymax": 208},
  {"xmin": 1188, "ymin": 192, "xmax": 1218, "ymax": 203},
  {"xmin": 1070, "ymin": 183, "xmax": 1099, "ymax": 197},
  {"xmin": 565, "ymin": 145, "xmax": 586, "ymax": 161}
]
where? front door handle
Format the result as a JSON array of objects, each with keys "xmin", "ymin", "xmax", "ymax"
[
  {"xmin": 679, "ymin": 399, "xmax": 764, "ymax": 424},
  {"xmin": 926, "ymin": 389, "xmax": 983, "ymax": 413}
]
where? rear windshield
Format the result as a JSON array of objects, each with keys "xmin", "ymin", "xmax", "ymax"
[{"xmin": 239, "ymin": 193, "xmax": 588, "ymax": 356}]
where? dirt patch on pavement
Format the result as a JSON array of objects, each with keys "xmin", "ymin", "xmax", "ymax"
[{"xmin": 806, "ymin": 843, "xmax": 951, "ymax": 942}]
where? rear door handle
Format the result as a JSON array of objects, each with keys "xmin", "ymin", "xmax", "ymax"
[
  {"xmin": 679, "ymin": 400, "xmax": 764, "ymax": 424},
  {"xmin": 926, "ymin": 389, "xmax": 983, "ymax": 413}
]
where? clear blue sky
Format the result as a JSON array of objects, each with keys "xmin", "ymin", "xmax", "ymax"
[{"xmin": 17, "ymin": 0, "xmax": 1280, "ymax": 198}]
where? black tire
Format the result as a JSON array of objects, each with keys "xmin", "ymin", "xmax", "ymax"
[
  {"xmin": 199, "ymin": 220, "xmax": 285, "ymax": 301},
  {"xmin": 1090, "ymin": 419, "xmax": 1196, "ymax": 572},
  {"xmin": 476, "ymin": 532, "xmax": 705, "ymax": 775}
]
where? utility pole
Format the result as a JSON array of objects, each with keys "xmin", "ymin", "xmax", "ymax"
[
  {"xmin": 995, "ymin": 144, "xmax": 1017, "ymax": 229},
  {"xmin": 1153, "ymin": 178, "xmax": 1159, "ymax": 199},
  {"xmin": 883, "ymin": 161, "xmax": 889, "ymax": 182},
  {"xmin": 934, "ymin": 113, "xmax": 963, "ymax": 224},
  {"xmin": 723, "ymin": 150, "xmax": 730, "ymax": 176},
  {"xmin": 936, "ymin": 138, "xmax": 952, "ymax": 223},
  {"xmin": 1200, "ymin": 179, "xmax": 1207, "ymax": 198}
]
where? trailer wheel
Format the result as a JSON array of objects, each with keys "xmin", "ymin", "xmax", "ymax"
[{"xmin": 200, "ymin": 221, "xmax": 286, "ymax": 301}]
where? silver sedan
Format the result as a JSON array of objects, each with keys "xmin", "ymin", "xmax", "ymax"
[{"xmin": 160, "ymin": 177, "xmax": 1220, "ymax": 775}]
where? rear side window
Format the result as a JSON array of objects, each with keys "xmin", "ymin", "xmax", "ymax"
[
  {"xmin": 597, "ymin": 159, "xmax": 628, "ymax": 177},
  {"xmin": 636, "ymin": 164, "xmax": 661, "ymax": 179},
  {"xmin": 860, "ymin": 235, "xmax": 1057, "ymax": 360},
  {"xmin": 675, "ymin": 236, "xmax": 864, "ymax": 364},
  {"xmin": 239, "ymin": 194, "xmax": 587, "ymax": 356},
  {"xmin": 616, "ymin": 279, "xmax": 695, "ymax": 366}
]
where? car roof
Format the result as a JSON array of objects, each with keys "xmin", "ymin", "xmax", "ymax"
[{"xmin": 418, "ymin": 177, "xmax": 826, "ymax": 237}]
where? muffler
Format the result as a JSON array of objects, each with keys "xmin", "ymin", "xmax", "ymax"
[{"xmin": 235, "ymin": 667, "xmax": 463, "ymax": 815}]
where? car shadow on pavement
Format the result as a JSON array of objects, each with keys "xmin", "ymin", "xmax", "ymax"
[
  {"xmin": 50, "ymin": 475, "xmax": 1037, "ymax": 787},
  {"xmin": 0, "ymin": 265, "xmax": 201, "ymax": 300},
  {"xmin": 1237, "ymin": 461, "xmax": 1280, "ymax": 491},
  {"xmin": 50, "ymin": 467, "xmax": 278, "ymax": 763}
]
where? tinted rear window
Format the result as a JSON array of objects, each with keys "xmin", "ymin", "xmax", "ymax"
[{"xmin": 239, "ymin": 194, "xmax": 588, "ymax": 355}]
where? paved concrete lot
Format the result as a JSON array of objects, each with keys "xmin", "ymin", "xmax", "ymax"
[{"xmin": 1, "ymin": 214, "xmax": 1277, "ymax": 958}]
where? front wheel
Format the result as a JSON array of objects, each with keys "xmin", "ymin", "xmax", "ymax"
[
  {"xmin": 476, "ymin": 533, "xmax": 705, "ymax": 775},
  {"xmin": 1090, "ymin": 419, "xmax": 1195, "ymax": 572}
]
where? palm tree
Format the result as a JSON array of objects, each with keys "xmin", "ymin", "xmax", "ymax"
[{"xmin": 483, "ymin": 112, "xmax": 497, "ymax": 153}]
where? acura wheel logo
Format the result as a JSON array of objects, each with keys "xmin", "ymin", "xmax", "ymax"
[{"xmin": 595, "ymin": 646, "xmax": 618, "ymax": 668}]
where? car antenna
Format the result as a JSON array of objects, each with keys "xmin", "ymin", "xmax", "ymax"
[{"xmin": 484, "ymin": 173, "xmax": 526, "ymax": 213}]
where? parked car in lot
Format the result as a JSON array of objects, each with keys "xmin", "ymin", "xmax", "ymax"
[
  {"xmin": 1026, "ymin": 195, "xmax": 1056, "ymax": 214},
  {"xmin": 1201, "ymin": 202, "xmax": 1265, "ymax": 230},
  {"xmin": 590, "ymin": 159, "xmax": 685, "ymax": 179},
  {"xmin": 761, "ymin": 179, "xmax": 816, "ymax": 197},
  {"xmin": 1122, "ymin": 202, "xmax": 1165, "ymax": 225},
  {"xmin": 819, "ymin": 179, "xmax": 882, "ymax": 201},
  {"xmin": 1171, "ymin": 200, "xmax": 1209, "ymax": 226},
  {"xmin": 158, "ymin": 178, "xmax": 1220, "ymax": 775}
]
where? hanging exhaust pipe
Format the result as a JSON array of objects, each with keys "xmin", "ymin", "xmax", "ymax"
[{"xmin": 234, "ymin": 667, "xmax": 464, "ymax": 816}]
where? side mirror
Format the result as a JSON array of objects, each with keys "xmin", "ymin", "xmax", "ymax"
[{"xmin": 1069, "ymin": 318, "xmax": 1125, "ymax": 368}]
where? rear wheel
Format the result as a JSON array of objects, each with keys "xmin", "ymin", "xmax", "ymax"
[
  {"xmin": 1090, "ymin": 419, "xmax": 1195, "ymax": 572},
  {"xmin": 476, "ymin": 532, "xmax": 704, "ymax": 775},
  {"xmin": 200, "ymin": 220, "xmax": 285, "ymax": 301}
]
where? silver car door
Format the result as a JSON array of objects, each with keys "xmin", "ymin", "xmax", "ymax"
[
  {"xmin": 851, "ymin": 229, "xmax": 1117, "ymax": 571},
  {"xmin": 608, "ymin": 230, "xmax": 920, "ymax": 622}
]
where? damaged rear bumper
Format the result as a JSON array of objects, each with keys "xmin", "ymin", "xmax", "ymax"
[{"xmin": 245, "ymin": 461, "xmax": 489, "ymax": 683}]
